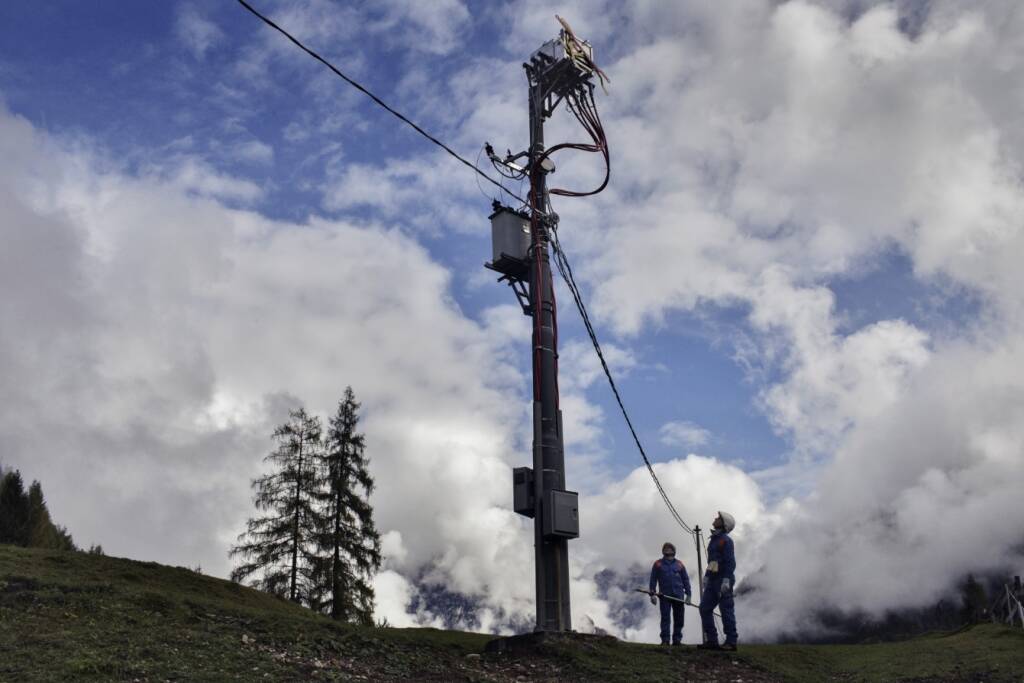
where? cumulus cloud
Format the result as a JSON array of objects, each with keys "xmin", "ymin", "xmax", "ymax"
[{"xmin": 0, "ymin": 103, "xmax": 527, "ymax": 589}]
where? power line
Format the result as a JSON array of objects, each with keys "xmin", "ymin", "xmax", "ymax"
[
  {"xmin": 235, "ymin": 0, "xmax": 529, "ymax": 206},
  {"xmin": 550, "ymin": 227, "xmax": 695, "ymax": 538}
]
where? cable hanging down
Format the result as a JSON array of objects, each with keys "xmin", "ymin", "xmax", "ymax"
[
  {"xmin": 235, "ymin": 0, "xmax": 529, "ymax": 207},
  {"xmin": 549, "ymin": 229, "xmax": 695, "ymax": 538}
]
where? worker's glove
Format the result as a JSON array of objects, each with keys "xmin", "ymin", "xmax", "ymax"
[
  {"xmin": 684, "ymin": 592, "xmax": 692, "ymax": 604},
  {"xmin": 720, "ymin": 579, "xmax": 732, "ymax": 597},
  {"xmin": 707, "ymin": 560, "xmax": 719, "ymax": 574},
  {"xmin": 650, "ymin": 594, "xmax": 657, "ymax": 606}
]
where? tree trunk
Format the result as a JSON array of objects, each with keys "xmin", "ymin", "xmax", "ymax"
[
  {"xmin": 290, "ymin": 435, "xmax": 303, "ymax": 602},
  {"xmin": 331, "ymin": 485, "xmax": 343, "ymax": 619},
  {"xmin": 331, "ymin": 447, "xmax": 345, "ymax": 620}
]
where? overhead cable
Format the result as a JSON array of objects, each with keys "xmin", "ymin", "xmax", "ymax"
[
  {"xmin": 549, "ymin": 228, "xmax": 695, "ymax": 538},
  {"xmin": 235, "ymin": 0, "xmax": 529, "ymax": 206}
]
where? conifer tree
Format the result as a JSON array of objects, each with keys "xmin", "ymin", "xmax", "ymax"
[
  {"xmin": 0, "ymin": 470, "xmax": 30, "ymax": 546},
  {"xmin": 27, "ymin": 481, "xmax": 75, "ymax": 550},
  {"xmin": 317, "ymin": 387, "xmax": 382, "ymax": 624},
  {"xmin": 231, "ymin": 408, "xmax": 324, "ymax": 604},
  {"xmin": 0, "ymin": 471, "xmax": 76, "ymax": 550}
]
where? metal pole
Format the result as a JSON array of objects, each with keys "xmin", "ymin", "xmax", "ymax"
[
  {"xmin": 694, "ymin": 525, "xmax": 704, "ymax": 586},
  {"xmin": 694, "ymin": 525, "xmax": 705, "ymax": 643},
  {"xmin": 527, "ymin": 65, "xmax": 571, "ymax": 632}
]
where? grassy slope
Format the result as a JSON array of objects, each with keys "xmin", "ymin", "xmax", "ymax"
[
  {"xmin": 741, "ymin": 627, "xmax": 1024, "ymax": 683},
  {"xmin": 2, "ymin": 545, "xmax": 1022, "ymax": 682}
]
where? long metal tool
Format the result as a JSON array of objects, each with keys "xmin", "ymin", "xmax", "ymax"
[
  {"xmin": 635, "ymin": 588, "xmax": 692, "ymax": 606},
  {"xmin": 634, "ymin": 588, "xmax": 721, "ymax": 618}
]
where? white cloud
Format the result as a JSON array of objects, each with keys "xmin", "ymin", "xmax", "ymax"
[
  {"xmin": 149, "ymin": 156, "xmax": 263, "ymax": 203},
  {"xmin": 230, "ymin": 139, "xmax": 274, "ymax": 165},
  {"xmin": 659, "ymin": 421, "xmax": 711, "ymax": 449},
  {"xmin": 0, "ymin": 102, "xmax": 524, "ymax": 596},
  {"xmin": 369, "ymin": 0, "xmax": 472, "ymax": 56},
  {"xmin": 175, "ymin": 4, "xmax": 224, "ymax": 60},
  {"xmin": 579, "ymin": 455, "xmax": 787, "ymax": 642},
  {"xmin": 321, "ymin": 154, "xmax": 482, "ymax": 235}
]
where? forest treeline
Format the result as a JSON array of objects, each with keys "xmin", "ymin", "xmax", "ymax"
[{"xmin": 0, "ymin": 468, "xmax": 98, "ymax": 552}]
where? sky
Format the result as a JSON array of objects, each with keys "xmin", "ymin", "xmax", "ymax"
[{"xmin": 2, "ymin": 0, "xmax": 1023, "ymax": 642}]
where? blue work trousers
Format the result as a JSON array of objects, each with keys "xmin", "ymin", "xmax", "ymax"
[
  {"xmin": 659, "ymin": 597, "xmax": 684, "ymax": 644},
  {"xmin": 700, "ymin": 578, "xmax": 737, "ymax": 645}
]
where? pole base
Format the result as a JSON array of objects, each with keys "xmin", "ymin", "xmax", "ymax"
[{"xmin": 484, "ymin": 630, "xmax": 617, "ymax": 655}]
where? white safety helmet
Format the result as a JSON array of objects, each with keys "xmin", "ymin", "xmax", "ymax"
[{"xmin": 718, "ymin": 511, "xmax": 736, "ymax": 533}]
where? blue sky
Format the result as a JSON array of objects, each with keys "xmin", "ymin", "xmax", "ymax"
[{"xmin": 3, "ymin": 0, "xmax": 1022, "ymax": 640}]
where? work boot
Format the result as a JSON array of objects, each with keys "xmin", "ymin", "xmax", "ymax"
[
  {"xmin": 696, "ymin": 642, "xmax": 720, "ymax": 650},
  {"xmin": 660, "ymin": 640, "xmax": 670, "ymax": 646},
  {"xmin": 721, "ymin": 643, "xmax": 737, "ymax": 652}
]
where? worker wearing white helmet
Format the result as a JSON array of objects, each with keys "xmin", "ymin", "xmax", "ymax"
[{"xmin": 698, "ymin": 511, "xmax": 738, "ymax": 650}]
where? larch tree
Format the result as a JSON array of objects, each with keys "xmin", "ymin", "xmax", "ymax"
[
  {"xmin": 231, "ymin": 408, "xmax": 324, "ymax": 604},
  {"xmin": 317, "ymin": 387, "xmax": 382, "ymax": 624}
]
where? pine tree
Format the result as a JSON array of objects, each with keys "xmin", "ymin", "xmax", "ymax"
[
  {"xmin": 231, "ymin": 408, "xmax": 324, "ymax": 604},
  {"xmin": 0, "ymin": 470, "xmax": 30, "ymax": 546},
  {"xmin": 317, "ymin": 387, "xmax": 382, "ymax": 624}
]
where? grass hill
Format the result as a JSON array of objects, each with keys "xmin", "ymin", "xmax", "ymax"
[{"xmin": 1, "ymin": 544, "xmax": 1022, "ymax": 682}]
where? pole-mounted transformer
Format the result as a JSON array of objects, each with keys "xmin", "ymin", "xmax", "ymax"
[{"xmin": 486, "ymin": 20, "xmax": 604, "ymax": 633}]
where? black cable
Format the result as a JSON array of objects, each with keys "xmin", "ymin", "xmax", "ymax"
[
  {"xmin": 235, "ymin": 0, "xmax": 529, "ymax": 207},
  {"xmin": 550, "ymin": 229, "xmax": 695, "ymax": 537}
]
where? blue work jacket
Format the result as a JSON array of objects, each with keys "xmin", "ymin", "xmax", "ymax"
[
  {"xmin": 649, "ymin": 557, "xmax": 691, "ymax": 598},
  {"xmin": 705, "ymin": 530, "xmax": 736, "ymax": 582}
]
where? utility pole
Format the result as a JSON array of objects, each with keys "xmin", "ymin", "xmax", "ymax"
[
  {"xmin": 525, "ymin": 50, "xmax": 572, "ymax": 632},
  {"xmin": 487, "ymin": 31, "xmax": 603, "ymax": 632}
]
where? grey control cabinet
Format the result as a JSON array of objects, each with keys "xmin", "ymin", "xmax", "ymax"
[
  {"xmin": 544, "ymin": 489, "xmax": 579, "ymax": 539},
  {"xmin": 513, "ymin": 467, "xmax": 535, "ymax": 517}
]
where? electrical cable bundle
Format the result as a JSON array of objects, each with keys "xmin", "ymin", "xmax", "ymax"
[{"xmin": 541, "ymin": 83, "xmax": 610, "ymax": 198}]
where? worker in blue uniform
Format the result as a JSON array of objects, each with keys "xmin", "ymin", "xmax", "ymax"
[
  {"xmin": 648, "ymin": 541, "xmax": 691, "ymax": 645},
  {"xmin": 699, "ymin": 511, "xmax": 738, "ymax": 650}
]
